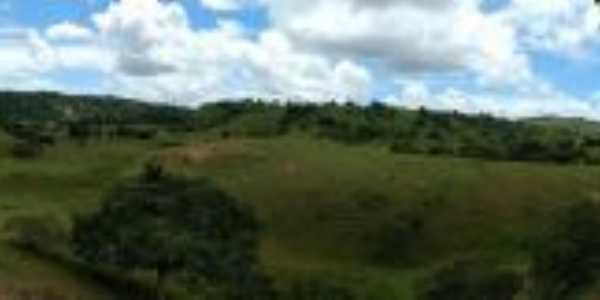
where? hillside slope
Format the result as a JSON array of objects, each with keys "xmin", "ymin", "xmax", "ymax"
[{"xmin": 1, "ymin": 134, "xmax": 599, "ymax": 298}]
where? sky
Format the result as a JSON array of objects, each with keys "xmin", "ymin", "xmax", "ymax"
[{"xmin": 0, "ymin": 0, "xmax": 600, "ymax": 119}]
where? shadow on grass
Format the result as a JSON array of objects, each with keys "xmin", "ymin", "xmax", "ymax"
[{"xmin": 6, "ymin": 242, "xmax": 158, "ymax": 300}]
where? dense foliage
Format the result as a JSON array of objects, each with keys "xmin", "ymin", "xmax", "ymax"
[
  {"xmin": 3, "ymin": 92, "xmax": 600, "ymax": 164},
  {"xmin": 0, "ymin": 91, "xmax": 191, "ymax": 125},
  {"xmin": 71, "ymin": 165, "xmax": 261, "ymax": 299},
  {"xmin": 194, "ymin": 100, "xmax": 600, "ymax": 164},
  {"xmin": 530, "ymin": 201, "xmax": 600, "ymax": 300}
]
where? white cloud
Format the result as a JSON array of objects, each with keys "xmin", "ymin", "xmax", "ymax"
[
  {"xmin": 0, "ymin": 28, "xmax": 57, "ymax": 75},
  {"xmin": 333, "ymin": 61, "xmax": 372, "ymax": 101},
  {"xmin": 80, "ymin": 0, "xmax": 373, "ymax": 103},
  {"xmin": 201, "ymin": 0, "xmax": 251, "ymax": 11},
  {"xmin": 262, "ymin": 0, "xmax": 532, "ymax": 87},
  {"xmin": 501, "ymin": 0, "xmax": 600, "ymax": 56},
  {"xmin": 385, "ymin": 81, "xmax": 600, "ymax": 120},
  {"xmin": 92, "ymin": 0, "xmax": 187, "ymax": 76},
  {"xmin": 46, "ymin": 22, "xmax": 94, "ymax": 41}
]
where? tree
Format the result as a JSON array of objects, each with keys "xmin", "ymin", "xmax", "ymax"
[
  {"xmin": 72, "ymin": 165, "xmax": 261, "ymax": 300},
  {"xmin": 530, "ymin": 200, "xmax": 600, "ymax": 300}
]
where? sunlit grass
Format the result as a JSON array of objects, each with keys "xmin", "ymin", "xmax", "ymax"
[{"xmin": 1, "ymin": 133, "xmax": 599, "ymax": 299}]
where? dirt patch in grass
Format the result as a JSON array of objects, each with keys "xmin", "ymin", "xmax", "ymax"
[
  {"xmin": 159, "ymin": 143, "xmax": 216, "ymax": 165},
  {"xmin": 158, "ymin": 139, "xmax": 267, "ymax": 169}
]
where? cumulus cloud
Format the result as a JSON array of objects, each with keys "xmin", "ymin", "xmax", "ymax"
[
  {"xmin": 46, "ymin": 22, "xmax": 94, "ymax": 41},
  {"xmin": 385, "ymin": 81, "xmax": 600, "ymax": 120},
  {"xmin": 0, "ymin": 28, "xmax": 57, "ymax": 75},
  {"xmin": 79, "ymin": 0, "xmax": 373, "ymax": 103},
  {"xmin": 261, "ymin": 0, "xmax": 532, "ymax": 87},
  {"xmin": 501, "ymin": 0, "xmax": 600, "ymax": 56},
  {"xmin": 92, "ymin": 0, "xmax": 186, "ymax": 76}
]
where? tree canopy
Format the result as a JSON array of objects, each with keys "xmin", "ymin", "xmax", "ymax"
[{"xmin": 72, "ymin": 166, "xmax": 261, "ymax": 298}]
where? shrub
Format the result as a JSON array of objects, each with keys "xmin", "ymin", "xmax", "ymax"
[
  {"xmin": 3, "ymin": 214, "xmax": 68, "ymax": 254},
  {"xmin": 135, "ymin": 128, "xmax": 158, "ymax": 140},
  {"xmin": 68, "ymin": 122, "xmax": 92, "ymax": 144},
  {"xmin": 416, "ymin": 257, "xmax": 522, "ymax": 300},
  {"xmin": 37, "ymin": 133, "xmax": 56, "ymax": 145},
  {"xmin": 72, "ymin": 169, "xmax": 261, "ymax": 300},
  {"xmin": 116, "ymin": 125, "xmax": 158, "ymax": 140},
  {"xmin": 530, "ymin": 200, "xmax": 600, "ymax": 300}
]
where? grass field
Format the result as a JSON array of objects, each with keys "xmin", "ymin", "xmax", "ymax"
[{"xmin": 1, "ymin": 132, "xmax": 599, "ymax": 299}]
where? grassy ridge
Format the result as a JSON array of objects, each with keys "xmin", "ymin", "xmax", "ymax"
[{"xmin": 1, "ymin": 133, "xmax": 598, "ymax": 298}]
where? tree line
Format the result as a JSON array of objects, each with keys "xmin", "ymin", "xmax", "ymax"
[
  {"xmin": 194, "ymin": 100, "xmax": 600, "ymax": 165},
  {"xmin": 3, "ymin": 92, "xmax": 600, "ymax": 165}
]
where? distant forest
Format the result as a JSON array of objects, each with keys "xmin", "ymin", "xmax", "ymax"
[{"xmin": 2, "ymin": 91, "xmax": 600, "ymax": 164}]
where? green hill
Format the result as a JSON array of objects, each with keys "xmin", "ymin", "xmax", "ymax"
[
  {"xmin": 1, "ymin": 132, "xmax": 599, "ymax": 299},
  {"xmin": 3, "ymin": 93, "xmax": 600, "ymax": 298}
]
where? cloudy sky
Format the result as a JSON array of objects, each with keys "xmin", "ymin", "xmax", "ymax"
[{"xmin": 0, "ymin": 0, "xmax": 600, "ymax": 118}]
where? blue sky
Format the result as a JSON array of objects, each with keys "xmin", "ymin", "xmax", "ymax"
[{"xmin": 1, "ymin": 0, "xmax": 600, "ymax": 119}]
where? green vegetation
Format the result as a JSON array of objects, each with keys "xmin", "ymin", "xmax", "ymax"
[
  {"xmin": 530, "ymin": 200, "xmax": 600, "ymax": 300},
  {"xmin": 3, "ymin": 92, "xmax": 600, "ymax": 299},
  {"xmin": 0, "ymin": 91, "xmax": 191, "ymax": 125},
  {"xmin": 194, "ymin": 100, "xmax": 600, "ymax": 165},
  {"xmin": 72, "ymin": 164, "xmax": 263, "ymax": 299},
  {"xmin": 416, "ymin": 256, "xmax": 522, "ymax": 300}
]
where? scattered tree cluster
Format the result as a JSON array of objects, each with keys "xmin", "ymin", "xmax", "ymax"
[
  {"xmin": 195, "ymin": 100, "xmax": 600, "ymax": 164},
  {"xmin": 3, "ymin": 92, "xmax": 600, "ymax": 164}
]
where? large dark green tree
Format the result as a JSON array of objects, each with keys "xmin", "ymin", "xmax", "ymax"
[{"xmin": 71, "ymin": 165, "xmax": 261, "ymax": 299}]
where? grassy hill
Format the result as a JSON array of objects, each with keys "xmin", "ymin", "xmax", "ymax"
[{"xmin": 1, "ymin": 129, "xmax": 599, "ymax": 299}]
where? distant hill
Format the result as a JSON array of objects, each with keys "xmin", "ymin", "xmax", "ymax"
[
  {"xmin": 0, "ymin": 91, "xmax": 192, "ymax": 124},
  {"xmin": 524, "ymin": 116, "xmax": 600, "ymax": 134},
  {"xmin": 4, "ymin": 92, "xmax": 600, "ymax": 165}
]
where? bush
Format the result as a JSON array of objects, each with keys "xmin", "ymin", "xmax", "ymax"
[
  {"xmin": 416, "ymin": 257, "xmax": 522, "ymax": 300},
  {"xmin": 68, "ymin": 122, "xmax": 92, "ymax": 143},
  {"xmin": 3, "ymin": 214, "xmax": 68, "ymax": 254},
  {"xmin": 38, "ymin": 133, "xmax": 56, "ymax": 145},
  {"xmin": 72, "ymin": 170, "xmax": 261, "ymax": 300},
  {"xmin": 10, "ymin": 140, "xmax": 43, "ymax": 159},
  {"xmin": 116, "ymin": 125, "xmax": 158, "ymax": 140},
  {"xmin": 530, "ymin": 200, "xmax": 600, "ymax": 300},
  {"xmin": 135, "ymin": 128, "xmax": 158, "ymax": 140}
]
